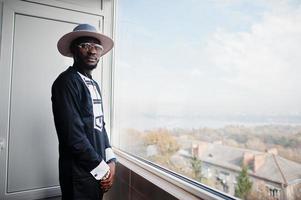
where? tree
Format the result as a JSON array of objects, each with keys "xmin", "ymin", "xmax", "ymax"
[
  {"xmin": 191, "ymin": 156, "xmax": 202, "ymax": 181},
  {"xmin": 235, "ymin": 165, "xmax": 253, "ymax": 199},
  {"xmin": 143, "ymin": 129, "xmax": 180, "ymax": 167},
  {"xmin": 144, "ymin": 129, "xmax": 179, "ymax": 154}
]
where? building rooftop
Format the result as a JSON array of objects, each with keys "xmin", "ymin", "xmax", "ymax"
[{"xmin": 195, "ymin": 142, "xmax": 301, "ymax": 185}]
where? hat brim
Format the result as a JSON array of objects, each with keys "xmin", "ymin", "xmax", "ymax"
[{"xmin": 57, "ymin": 30, "xmax": 114, "ymax": 57}]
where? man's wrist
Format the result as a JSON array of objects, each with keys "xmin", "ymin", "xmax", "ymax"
[
  {"xmin": 107, "ymin": 158, "xmax": 117, "ymax": 164},
  {"xmin": 90, "ymin": 160, "xmax": 110, "ymax": 180}
]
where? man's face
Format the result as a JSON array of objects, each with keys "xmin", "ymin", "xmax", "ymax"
[{"xmin": 72, "ymin": 37, "xmax": 103, "ymax": 70}]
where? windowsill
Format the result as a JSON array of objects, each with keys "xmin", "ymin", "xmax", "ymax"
[{"xmin": 113, "ymin": 148, "xmax": 239, "ymax": 200}]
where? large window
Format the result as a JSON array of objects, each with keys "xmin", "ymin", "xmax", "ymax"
[{"xmin": 113, "ymin": 1, "xmax": 301, "ymax": 199}]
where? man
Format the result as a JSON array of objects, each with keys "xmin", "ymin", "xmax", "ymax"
[{"xmin": 52, "ymin": 24, "xmax": 116, "ymax": 200}]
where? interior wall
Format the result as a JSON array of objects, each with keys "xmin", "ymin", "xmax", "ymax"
[{"xmin": 105, "ymin": 163, "xmax": 179, "ymax": 200}]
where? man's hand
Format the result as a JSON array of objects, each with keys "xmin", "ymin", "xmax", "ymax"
[{"xmin": 100, "ymin": 162, "xmax": 116, "ymax": 192}]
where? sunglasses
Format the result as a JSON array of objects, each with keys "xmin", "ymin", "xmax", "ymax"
[{"xmin": 77, "ymin": 43, "xmax": 104, "ymax": 53}]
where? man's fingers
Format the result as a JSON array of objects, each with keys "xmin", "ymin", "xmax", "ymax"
[
  {"xmin": 101, "ymin": 183, "xmax": 112, "ymax": 189},
  {"xmin": 100, "ymin": 167, "xmax": 115, "ymax": 192},
  {"xmin": 100, "ymin": 182, "xmax": 112, "ymax": 193},
  {"xmin": 101, "ymin": 178, "xmax": 113, "ymax": 189},
  {"xmin": 101, "ymin": 172, "xmax": 113, "ymax": 184},
  {"xmin": 101, "ymin": 182, "xmax": 111, "ymax": 188}
]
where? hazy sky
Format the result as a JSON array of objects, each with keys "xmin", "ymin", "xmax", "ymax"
[{"xmin": 115, "ymin": 0, "xmax": 301, "ymax": 128}]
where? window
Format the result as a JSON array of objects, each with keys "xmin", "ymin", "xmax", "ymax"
[
  {"xmin": 266, "ymin": 185, "xmax": 281, "ymax": 199},
  {"xmin": 113, "ymin": 1, "xmax": 301, "ymax": 199}
]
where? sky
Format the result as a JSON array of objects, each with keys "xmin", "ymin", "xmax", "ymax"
[{"xmin": 114, "ymin": 0, "xmax": 301, "ymax": 129}]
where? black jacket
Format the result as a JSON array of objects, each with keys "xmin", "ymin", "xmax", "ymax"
[{"xmin": 51, "ymin": 66, "xmax": 116, "ymax": 198}]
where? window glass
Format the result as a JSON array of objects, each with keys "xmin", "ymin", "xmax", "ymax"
[{"xmin": 114, "ymin": 1, "xmax": 301, "ymax": 199}]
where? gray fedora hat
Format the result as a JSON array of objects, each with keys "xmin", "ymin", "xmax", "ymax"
[{"xmin": 57, "ymin": 24, "xmax": 114, "ymax": 57}]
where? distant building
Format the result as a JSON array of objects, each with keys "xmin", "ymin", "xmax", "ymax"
[{"xmin": 190, "ymin": 142, "xmax": 301, "ymax": 200}]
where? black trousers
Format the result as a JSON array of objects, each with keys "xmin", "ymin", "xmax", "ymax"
[{"xmin": 60, "ymin": 175, "xmax": 104, "ymax": 200}]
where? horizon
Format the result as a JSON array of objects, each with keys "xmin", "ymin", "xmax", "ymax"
[{"xmin": 115, "ymin": 0, "xmax": 301, "ymax": 130}]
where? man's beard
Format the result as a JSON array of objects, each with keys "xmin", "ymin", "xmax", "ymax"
[
  {"xmin": 85, "ymin": 63, "xmax": 98, "ymax": 70},
  {"xmin": 76, "ymin": 58, "xmax": 98, "ymax": 70}
]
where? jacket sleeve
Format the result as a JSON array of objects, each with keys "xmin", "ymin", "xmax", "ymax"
[{"xmin": 52, "ymin": 78, "xmax": 109, "ymax": 180}]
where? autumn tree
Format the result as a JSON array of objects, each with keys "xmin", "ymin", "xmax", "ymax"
[
  {"xmin": 144, "ymin": 128, "xmax": 180, "ymax": 154},
  {"xmin": 143, "ymin": 129, "xmax": 180, "ymax": 168}
]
